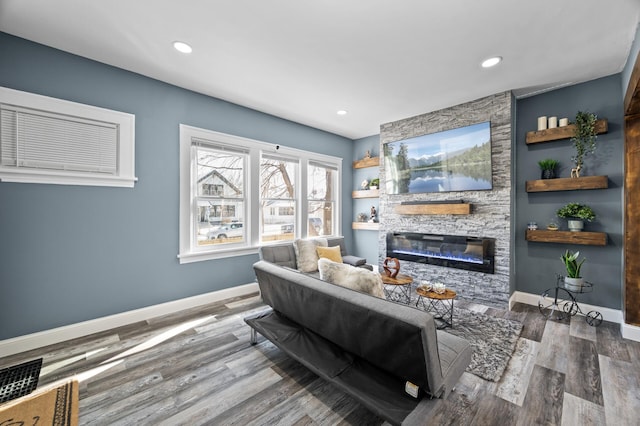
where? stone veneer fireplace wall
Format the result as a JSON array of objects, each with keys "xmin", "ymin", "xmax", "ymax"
[{"xmin": 378, "ymin": 92, "xmax": 513, "ymax": 308}]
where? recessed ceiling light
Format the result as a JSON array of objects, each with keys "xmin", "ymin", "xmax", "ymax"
[
  {"xmin": 481, "ymin": 56, "xmax": 502, "ymax": 68},
  {"xmin": 336, "ymin": 110, "xmax": 348, "ymax": 116},
  {"xmin": 173, "ymin": 41, "xmax": 192, "ymax": 54}
]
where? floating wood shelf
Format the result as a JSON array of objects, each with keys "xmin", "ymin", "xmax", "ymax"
[
  {"xmin": 353, "ymin": 156, "xmax": 380, "ymax": 169},
  {"xmin": 525, "ymin": 230, "xmax": 607, "ymax": 246},
  {"xmin": 525, "ymin": 119, "xmax": 608, "ymax": 145},
  {"xmin": 394, "ymin": 203, "xmax": 471, "ymax": 215},
  {"xmin": 526, "ymin": 175, "xmax": 609, "ymax": 192},
  {"xmin": 352, "ymin": 222, "xmax": 379, "ymax": 230},
  {"xmin": 352, "ymin": 189, "xmax": 379, "ymax": 198}
]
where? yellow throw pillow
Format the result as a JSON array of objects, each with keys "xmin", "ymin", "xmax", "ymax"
[{"xmin": 316, "ymin": 245, "xmax": 343, "ymax": 263}]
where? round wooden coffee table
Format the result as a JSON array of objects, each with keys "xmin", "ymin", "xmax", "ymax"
[
  {"xmin": 380, "ymin": 273, "xmax": 413, "ymax": 304},
  {"xmin": 416, "ymin": 286, "xmax": 457, "ymax": 329}
]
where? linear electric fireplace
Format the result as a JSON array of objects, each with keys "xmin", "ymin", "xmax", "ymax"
[{"xmin": 386, "ymin": 232, "xmax": 495, "ymax": 274}]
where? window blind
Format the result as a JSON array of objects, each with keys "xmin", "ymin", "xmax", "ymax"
[{"xmin": 1, "ymin": 105, "xmax": 118, "ymax": 174}]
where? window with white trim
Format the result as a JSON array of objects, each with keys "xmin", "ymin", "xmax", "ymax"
[
  {"xmin": 0, "ymin": 86, "xmax": 136, "ymax": 187},
  {"xmin": 179, "ymin": 125, "xmax": 342, "ymax": 263},
  {"xmin": 260, "ymin": 153, "xmax": 297, "ymax": 243},
  {"xmin": 308, "ymin": 161, "xmax": 337, "ymax": 237},
  {"xmin": 194, "ymin": 142, "xmax": 247, "ymax": 248}
]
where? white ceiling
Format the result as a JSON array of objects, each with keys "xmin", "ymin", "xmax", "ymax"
[{"xmin": 1, "ymin": 0, "xmax": 638, "ymax": 139}]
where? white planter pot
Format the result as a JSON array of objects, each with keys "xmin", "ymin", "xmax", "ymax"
[
  {"xmin": 564, "ymin": 276, "xmax": 585, "ymax": 292},
  {"xmin": 567, "ymin": 219, "xmax": 584, "ymax": 232}
]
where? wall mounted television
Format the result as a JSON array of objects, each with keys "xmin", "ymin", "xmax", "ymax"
[{"xmin": 383, "ymin": 121, "xmax": 492, "ymax": 194}]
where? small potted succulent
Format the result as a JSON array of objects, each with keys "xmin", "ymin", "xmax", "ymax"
[
  {"xmin": 561, "ymin": 250, "xmax": 586, "ymax": 291},
  {"xmin": 557, "ymin": 202, "xmax": 596, "ymax": 232},
  {"xmin": 369, "ymin": 177, "xmax": 380, "ymax": 190},
  {"xmin": 537, "ymin": 158, "xmax": 560, "ymax": 179}
]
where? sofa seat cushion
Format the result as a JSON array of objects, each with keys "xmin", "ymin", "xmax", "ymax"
[
  {"xmin": 294, "ymin": 238, "xmax": 328, "ymax": 272},
  {"xmin": 316, "ymin": 245, "xmax": 343, "ymax": 263},
  {"xmin": 318, "ymin": 258, "xmax": 385, "ymax": 299}
]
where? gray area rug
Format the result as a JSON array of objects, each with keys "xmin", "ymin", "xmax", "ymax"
[
  {"xmin": 444, "ymin": 308, "xmax": 523, "ymax": 382},
  {"xmin": 384, "ymin": 286, "xmax": 523, "ymax": 381}
]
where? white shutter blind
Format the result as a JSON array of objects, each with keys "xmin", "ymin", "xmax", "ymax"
[{"xmin": 1, "ymin": 104, "xmax": 118, "ymax": 174}]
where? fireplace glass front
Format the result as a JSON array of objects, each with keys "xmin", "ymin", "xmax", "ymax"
[{"xmin": 386, "ymin": 232, "xmax": 494, "ymax": 274}]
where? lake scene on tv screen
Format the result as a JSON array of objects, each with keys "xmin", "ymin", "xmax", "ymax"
[{"xmin": 384, "ymin": 121, "xmax": 492, "ymax": 194}]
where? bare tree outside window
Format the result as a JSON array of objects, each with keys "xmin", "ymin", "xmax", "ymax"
[
  {"xmin": 308, "ymin": 163, "xmax": 335, "ymax": 236},
  {"xmin": 260, "ymin": 157, "xmax": 296, "ymax": 242}
]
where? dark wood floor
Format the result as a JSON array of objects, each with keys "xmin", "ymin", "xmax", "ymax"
[{"xmin": 1, "ymin": 293, "xmax": 639, "ymax": 425}]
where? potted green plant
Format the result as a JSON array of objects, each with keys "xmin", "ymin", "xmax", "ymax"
[
  {"xmin": 561, "ymin": 250, "xmax": 586, "ymax": 291},
  {"xmin": 570, "ymin": 111, "xmax": 598, "ymax": 177},
  {"xmin": 369, "ymin": 177, "xmax": 380, "ymax": 190},
  {"xmin": 537, "ymin": 158, "xmax": 560, "ymax": 179},
  {"xmin": 556, "ymin": 202, "xmax": 596, "ymax": 232}
]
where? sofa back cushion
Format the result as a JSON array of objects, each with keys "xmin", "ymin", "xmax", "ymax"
[
  {"xmin": 259, "ymin": 243, "xmax": 297, "ymax": 269},
  {"xmin": 253, "ymin": 260, "xmax": 444, "ymax": 395},
  {"xmin": 326, "ymin": 237, "xmax": 348, "ymax": 256},
  {"xmin": 318, "ymin": 258, "xmax": 384, "ymax": 298}
]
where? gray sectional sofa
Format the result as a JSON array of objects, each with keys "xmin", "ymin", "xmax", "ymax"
[{"xmin": 246, "ymin": 238, "xmax": 472, "ymax": 425}]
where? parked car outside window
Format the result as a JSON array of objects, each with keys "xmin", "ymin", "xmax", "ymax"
[{"xmin": 207, "ymin": 222, "xmax": 243, "ymax": 240}]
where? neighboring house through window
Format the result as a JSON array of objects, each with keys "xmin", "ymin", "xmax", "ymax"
[{"xmin": 178, "ymin": 125, "xmax": 342, "ymax": 263}]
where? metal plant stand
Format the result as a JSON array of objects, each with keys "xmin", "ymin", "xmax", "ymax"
[{"xmin": 538, "ymin": 275, "xmax": 603, "ymax": 326}]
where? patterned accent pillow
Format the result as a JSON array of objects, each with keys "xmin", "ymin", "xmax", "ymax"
[
  {"xmin": 293, "ymin": 238, "xmax": 327, "ymax": 272},
  {"xmin": 316, "ymin": 245, "xmax": 343, "ymax": 263}
]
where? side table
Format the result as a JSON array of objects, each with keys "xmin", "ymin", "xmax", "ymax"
[
  {"xmin": 416, "ymin": 287, "xmax": 457, "ymax": 329},
  {"xmin": 380, "ymin": 273, "xmax": 413, "ymax": 304}
]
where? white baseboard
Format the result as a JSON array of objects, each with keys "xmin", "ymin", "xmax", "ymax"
[
  {"xmin": 509, "ymin": 290, "xmax": 640, "ymax": 342},
  {"xmin": 0, "ymin": 282, "xmax": 259, "ymax": 358},
  {"xmin": 509, "ymin": 290, "xmax": 622, "ymax": 323},
  {"xmin": 621, "ymin": 322, "xmax": 640, "ymax": 342}
]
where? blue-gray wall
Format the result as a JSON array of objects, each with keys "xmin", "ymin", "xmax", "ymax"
[
  {"xmin": 0, "ymin": 33, "xmax": 354, "ymax": 340},
  {"xmin": 352, "ymin": 135, "xmax": 380, "ymax": 267},
  {"xmin": 514, "ymin": 75, "xmax": 624, "ymax": 309}
]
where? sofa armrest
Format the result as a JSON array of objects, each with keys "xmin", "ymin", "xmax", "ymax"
[
  {"xmin": 342, "ymin": 255, "xmax": 373, "ymax": 270},
  {"xmin": 342, "ymin": 255, "xmax": 366, "ymax": 266}
]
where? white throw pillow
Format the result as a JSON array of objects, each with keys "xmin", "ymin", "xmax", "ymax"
[
  {"xmin": 293, "ymin": 238, "xmax": 328, "ymax": 272},
  {"xmin": 318, "ymin": 258, "xmax": 385, "ymax": 299}
]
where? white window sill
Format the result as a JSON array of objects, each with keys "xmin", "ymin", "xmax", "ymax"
[
  {"xmin": 178, "ymin": 246, "xmax": 259, "ymax": 264},
  {"xmin": 0, "ymin": 167, "xmax": 137, "ymax": 187}
]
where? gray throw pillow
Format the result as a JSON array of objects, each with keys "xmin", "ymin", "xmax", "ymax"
[
  {"xmin": 318, "ymin": 258, "xmax": 385, "ymax": 299},
  {"xmin": 293, "ymin": 238, "xmax": 328, "ymax": 272}
]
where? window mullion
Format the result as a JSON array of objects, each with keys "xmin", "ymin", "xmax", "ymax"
[
  {"xmin": 300, "ymin": 158, "xmax": 309, "ymax": 237},
  {"xmin": 248, "ymin": 149, "xmax": 260, "ymax": 246}
]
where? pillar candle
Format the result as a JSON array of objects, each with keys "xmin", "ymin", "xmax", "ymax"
[
  {"xmin": 537, "ymin": 116, "xmax": 547, "ymax": 131},
  {"xmin": 559, "ymin": 118, "xmax": 569, "ymax": 127},
  {"xmin": 548, "ymin": 116, "xmax": 558, "ymax": 128}
]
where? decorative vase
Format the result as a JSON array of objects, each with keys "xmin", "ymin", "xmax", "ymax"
[
  {"xmin": 567, "ymin": 219, "xmax": 584, "ymax": 232},
  {"xmin": 564, "ymin": 276, "xmax": 585, "ymax": 292},
  {"xmin": 541, "ymin": 169, "xmax": 555, "ymax": 179}
]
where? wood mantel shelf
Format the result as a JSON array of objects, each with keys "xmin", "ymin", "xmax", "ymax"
[
  {"xmin": 394, "ymin": 203, "xmax": 471, "ymax": 215},
  {"xmin": 352, "ymin": 188, "xmax": 379, "ymax": 198},
  {"xmin": 526, "ymin": 175, "xmax": 609, "ymax": 192},
  {"xmin": 353, "ymin": 156, "xmax": 379, "ymax": 169},
  {"xmin": 525, "ymin": 229, "xmax": 607, "ymax": 246},
  {"xmin": 525, "ymin": 119, "xmax": 608, "ymax": 145},
  {"xmin": 352, "ymin": 222, "xmax": 379, "ymax": 230}
]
